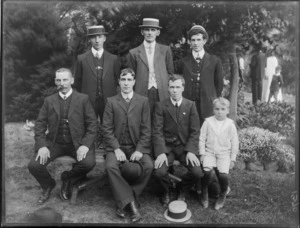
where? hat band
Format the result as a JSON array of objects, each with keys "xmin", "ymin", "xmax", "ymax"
[
  {"xmin": 88, "ymin": 28, "xmax": 106, "ymax": 34},
  {"xmin": 167, "ymin": 210, "xmax": 187, "ymax": 219},
  {"xmin": 141, "ymin": 21, "xmax": 160, "ymax": 27}
]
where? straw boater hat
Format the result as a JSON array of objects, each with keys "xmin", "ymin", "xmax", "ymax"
[
  {"xmin": 86, "ymin": 25, "xmax": 108, "ymax": 36},
  {"xmin": 187, "ymin": 25, "xmax": 209, "ymax": 39},
  {"xmin": 139, "ymin": 18, "xmax": 162, "ymax": 29},
  {"xmin": 164, "ymin": 200, "xmax": 192, "ymax": 223}
]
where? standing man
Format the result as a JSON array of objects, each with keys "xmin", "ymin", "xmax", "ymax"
[
  {"xmin": 75, "ymin": 25, "xmax": 121, "ymax": 146},
  {"xmin": 152, "ymin": 74, "xmax": 203, "ymax": 207},
  {"xmin": 103, "ymin": 68, "xmax": 153, "ymax": 223},
  {"xmin": 175, "ymin": 25, "xmax": 223, "ymax": 126},
  {"xmin": 28, "ymin": 68, "xmax": 97, "ymax": 204},
  {"xmin": 127, "ymin": 18, "xmax": 174, "ymax": 113},
  {"xmin": 250, "ymin": 47, "xmax": 267, "ymax": 104}
]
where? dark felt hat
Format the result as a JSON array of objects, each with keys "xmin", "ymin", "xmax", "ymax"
[
  {"xmin": 86, "ymin": 25, "xmax": 108, "ymax": 36},
  {"xmin": 24, "ymin": 207, "xmax": 62, "ymax": 223},
  {"xmin": 139, "ymin": 18, "xmax": 162, "ymax": 29},
  {"xmin": 120, "ymin": 160, "xmax": 144, "ymax": 185}
]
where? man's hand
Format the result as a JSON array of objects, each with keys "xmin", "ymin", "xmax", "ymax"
[
  {"xmin": 35, "ymin": 147, "xmax": 50, "ymax": 165},
  {"xmin": 154, "ymin": 153, "xmax": 168, "ymax": 169},
  {"xmin": 130, "ymin": 151, "xmax": 143, "ymax": 161},
  {"xmin": 114, "ymin": 148, "xmax": 127, "ymax": 162},
  {"xmin": 230, "ymin": 161, "xmax": 235, "ymax": 169},
  {"xmin": 76, "ymin": 145, "xmax": 89, "ymax": 161},
  {"xmin": 186, "ymin": 152, "xmax": 200, "ymax": 167}
]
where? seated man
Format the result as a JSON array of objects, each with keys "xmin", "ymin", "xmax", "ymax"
[
  {"xmin": 103, "ymin": 68, "xmax": 153, "ymax": 223},
  {"xmin": 152, "ymin": 74, "xmax": 203, "ymax": 206},
  {"xmin": 28, "ymin": 68, "xmax": 97, "ymax": 204}
]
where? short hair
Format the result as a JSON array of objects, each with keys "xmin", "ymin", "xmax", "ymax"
[
  {"xmin": 213, "ymin": 97, "xmax": 230, "ymax": 109},
  {"xmin": 119, "ymin": 68, "xmax": 136, "ymax": 80},
  {"xmin": 275, "ymin": 65, "xmax": 282, "ymax": 72},
  {"xmin": 169, "ymin": 74, "xmax": 185, "ymax": 87},
  {"xmin": 55, "ymin": 68, "xmax": 73, "ymax": 77}
]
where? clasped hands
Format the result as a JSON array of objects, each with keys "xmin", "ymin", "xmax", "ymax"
[
  {"xmin": 154, "ymin": 152, "xmax": 200, "ymax": 169},
  {"xmin": 36, "ymin": 145, "xmax": 89, "ymax": 164},
  {"xmin": 114, "ymin": 148, "xmax": 143, "ymax": 162}
]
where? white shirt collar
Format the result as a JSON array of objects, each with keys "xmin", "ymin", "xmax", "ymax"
[
  {"xmin": 144, "ymin": 40, "xmax": 156, "ymax": 49},
  {"xmin": 192, "ymin": 49, "xmax": 205, "ymax": 59},
  {"xmin": 121, "ymin": 91, "xmax": 134, "ymax": 100},
  {"xmin": 59, "ymin": 88, "xmax": 73, "ymax": 99},
  {"xmin": 170, "ymin": 97, "xmax": 183, "ymax": 107},
  {"xmin": 91, "ymin": 47, "xmax": 104, "ymax": 58}
]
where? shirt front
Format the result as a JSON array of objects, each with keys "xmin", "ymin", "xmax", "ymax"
[
  {"xmin": 121, "ymin": 91, "xmax": 134, "ymax": 101},
  {"xmin": 144, "ymin": 40, "xmax": 157, "ymax": 89},
  {"xmin": 170, "ymin": 97, "xmax": 183, "ymax": 107},
  {"xmin": 91, "ymin": 47, "xmax": 104, "ymax": 59},
  {"xmin": 59, "ymin": 88, "xmax": 73, "ymax": 99},
  {"xmin": 192, "ymin": 49, "xmax": 205, "ymax": 60}
]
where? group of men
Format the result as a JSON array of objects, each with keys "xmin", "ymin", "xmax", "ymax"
[{"xmin": 28, "ymin": 18, "xmax": 223, "ymax": 223}]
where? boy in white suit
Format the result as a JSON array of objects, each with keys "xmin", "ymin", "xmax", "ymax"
[{"xmin": 199, "ymin": 97, "xmax": 239, "ymax": 210}]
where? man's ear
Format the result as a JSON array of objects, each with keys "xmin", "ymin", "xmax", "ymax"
[{"xmin": 156, "ymin": 30, "xmax": 160, "ymax": 36}]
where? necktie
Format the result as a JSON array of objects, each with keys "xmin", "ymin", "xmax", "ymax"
[
  {"xmin": 148, "ymin": 45, "xmax": 152, "ymax": 55},
  {"xmin": 196, "ymin": 55, "xmax": 201, "ymax": 63},
  {"xmin": 125, "ymin": 97, "xmax": 131, "ymax": 103},
  {"xmin": 63, "ymin": 96, "xmax": 67, "ymax": 100},
  {"xmin": 95, "ymin": 52, "xmax": 100, "ymax": 59},
  {"xmin": 175, "ymin": 103, "xmax": 179, "ymax": 119}
]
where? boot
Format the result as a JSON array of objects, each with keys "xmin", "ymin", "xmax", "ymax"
[
  {"xmin": 214, "ymin": 190, "xmax": 227, "ymax": 210},
  {"xmin": 129, "ymin": 201, "xmax": 141, "ymax": 223},
  {"xmin": 200, "ymin": 187, "xmax": 209, "ymax": 208}
]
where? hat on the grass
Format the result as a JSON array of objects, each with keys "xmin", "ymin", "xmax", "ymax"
[
  {"xmin": 120, "ymin": 160, "xmax": 144, "ymax": 185},
  {"xmin": 24, "ymin": 207, "xmax": 62, "ymax": 223},
  {"xmin": 139, "ymin": 18, "xmax": 162, "ymax": 29},
  {"xmin": 86, "ymin": 25, "xmax": 108, "ymax": 36},
  {"xmin": 164, "ymin": 200, "xmax": 192, "ymax": 223}
]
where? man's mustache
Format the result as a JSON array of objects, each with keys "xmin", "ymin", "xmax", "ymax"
[{"xmin": 57, "ymin": 85, "xmax": 64, "ymax": 91}]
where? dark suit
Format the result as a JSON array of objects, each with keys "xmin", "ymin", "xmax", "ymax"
[
  {"xmin": 127, "ymin": 43, "xmax": 174, "ymax": 110},
  {"xmin": 152, "ymin": 98, "xmax": 202, "ymax": 193},
  {"xmin": 103, "ymin": 93, "xmax": 153, "ymax": 209},
  {"xmin": 28, "ymin": 91, "xmax": 97, "ymax": 189},
  {"xmin": 250, "ymin": 51, "xmax": 267, "ymax": 104},
  {"xmin": 175, "ymin": 52, "xmax": 223, "ymax": 126},
  {"xmin": 75, "ymin": 50, "xmax": 121, "ymax": 120}
]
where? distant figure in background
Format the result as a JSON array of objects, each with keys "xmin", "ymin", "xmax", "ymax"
[
  {"xmin": 262, "ymin": 49, "xmax": 278, "ymax": 102},
  {"xmin": 237, "ymin": 53, "xmax": 245, "ymax": 90},
  {"xmin": 250, "ymin": 47, "xmax": 267, "ymax": 104},
  {"xmin": 268, "ymin": 65, "xmax": 283, "ymax": 103},
  {"xmin": 127, "ymin": 18, "xmax": 174, "ymax": 114}
]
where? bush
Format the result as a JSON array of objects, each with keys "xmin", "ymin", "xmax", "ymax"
[
  {"xmin": 237, "ymin": 101, "xmax": 296, "ymax": 146},
  {"xmin": 238, "ymin": 127, "xmax": 295, "ymax": 172}
]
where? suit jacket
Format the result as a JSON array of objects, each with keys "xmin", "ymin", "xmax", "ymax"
[
  {"xmin": 127, "ymin": 43, "xmax": 174, "ymax": 101},
  {"xmin": 74, "ymin": 50, "xmax": 121, "ymax": 108},
  {"xmin": 175, "ymin": 52, "xmax": 223, "ymax": 119},
  {"xmin": 34, "ymin": 91, "xmax": 97, "ymax": 152},
  {"xmin": 152, "ymin": 98, "xmax": 200, "ymax": 157},
  {"xmin": 250, "ymin": 51, "xmax": 267, "ymax": 81},
  {"xmin": 102, "ymin": 93, "xmax": 151, "ymax": 154}
]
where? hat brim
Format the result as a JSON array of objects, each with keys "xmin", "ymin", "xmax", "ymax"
[
  {"xmin": 139, "ymin": 25, "xmax": 162, "ymax": 29},
  {"xmin": 164, "ymin": 208, "xmax": 192, "ymax": 223},
  {"xmin": 86, "ymin": 32, "xmax": 108, "ymax": 36}
]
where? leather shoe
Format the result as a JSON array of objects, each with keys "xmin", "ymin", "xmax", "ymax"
[
  {"xmin": 128, "ymin": 201, "xmax": 141, "ymax": 223},
  {"xmin": 60, "ymin": 179, "xmax": 72, "ymax": 201},
  {"xmin": 37, "ymin": 181, "xmax": 56, "ymax": 204},
  {"xmin": 160, "ymin": 191, "xmax": 170, "ymax": 207},
  {"xmin": 116, "ymin": 207, "xmax": 126, "ymax": 218}
]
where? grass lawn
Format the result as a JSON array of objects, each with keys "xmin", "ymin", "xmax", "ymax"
[{"xmin": 3, "ymin": 122, "xmax": 298, "ymax": 226}]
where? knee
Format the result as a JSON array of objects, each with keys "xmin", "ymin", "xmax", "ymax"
[
  {"xmin": 154, "ymin": 167, "xmax": 167, "ymax": 179},
  {"xmin": 28, "ymin": 158, "xmax": 42, "ymax": 174},
  {"xmin": 80, "ymin": 158, "xmax": 96, "ymax": 171}
]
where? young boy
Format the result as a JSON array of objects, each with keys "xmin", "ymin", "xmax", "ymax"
[
  {"xmin": 268, "ymin": 65, "xmax": 284, "ymax": 102},
  {"xmin": 199, "ymin": 97, "xmax": 239, "ymax": 210}
]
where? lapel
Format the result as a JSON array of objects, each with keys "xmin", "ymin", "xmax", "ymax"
[
  {"xmin": 52, "ymin": 93, "xmax": 61, "ymax": 118},
  {"xmin": 183, "ymin": 52, "xmax": 194, "ymax": 76},
  {"xmin": 201, "ymin": 52, "xmax": 210, "ymax": 75},
  {"xmin": 166, "ymin": 99, "xmax": 178, "ymax": 124},
  {"xmin": 128, "ymin": 93, "xmax": 138, "ymax": 114},
  {"xmin": 102, "ymin": 50, "xmax": 109, "ymax": 79},
  {"xmin": 177, "ymin": 98, "xmax": 188, "ymax": 124},
  {"xmin": 86, "ymin": 50, "xmax": 97, "ymax": 77},
  {"xmin": 117, "ymin": 93, "xmax": 128, "ymax": 113},
  {"xmin": 137, "ymin": 44, "xmax": 149, "ymax": 69},
  {"xmin": 68, "ymin": 91, "xmax": 80, "ymax": 118}
]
